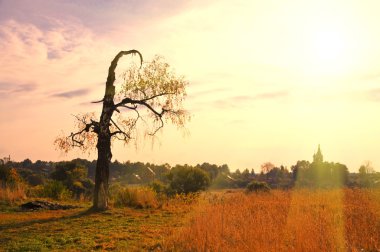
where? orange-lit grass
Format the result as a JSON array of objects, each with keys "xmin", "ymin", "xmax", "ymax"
[
  {"xmin": 344, "ymin": 189, "xmax": 380, "ymax": 251},
  {"xmin": 164, "ymin": 189, "xmax": 380, "ymax": 251},
  {"xmin": 0, "ymin": 186, "xmax": 26, "ymax": 205}
]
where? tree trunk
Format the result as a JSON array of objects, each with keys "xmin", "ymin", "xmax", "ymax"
[
  {"xmin": 92, "ymin": 61, "xmax": 116, "ymax": 211},
  {"xmin": 92, "ymin": 50, "xmax": 142, "ymax": 211},
  {"xmin": 93, "ymin": 129, "xmax": 112, "ymax": 210},
  {"xmin": 92, "ymin": 99, "xmax": 113, "ymax": 210}
]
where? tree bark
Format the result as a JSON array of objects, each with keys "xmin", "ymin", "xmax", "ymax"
[
  {"xmin": 92, "ymin": 84, "xmax": 114, "ymax": 210},
  {"xmin": 92, "ymin": 113, "xmax": 112, "ymax": 210},
  {"xmin": 92, "ymin": 50, "xmax": 142, "ymax": 211}
]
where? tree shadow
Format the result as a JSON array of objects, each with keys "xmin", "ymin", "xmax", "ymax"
[{"xmin": 0, "ymin": 207, "xmax": 97, "ymax": 231}]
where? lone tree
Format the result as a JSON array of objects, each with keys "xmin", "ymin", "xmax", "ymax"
[{"xmin": 55, "ymin": 50, "xmax": 189, "ymax": 210}]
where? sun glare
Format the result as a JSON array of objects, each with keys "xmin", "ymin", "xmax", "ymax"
[
  {"xmin": 313, "ymin": 30, "xmax": 345, "ymax": 64},
  {"xmin": 302, "ymin": 23, "xmax": 352, "ymax": 76}
]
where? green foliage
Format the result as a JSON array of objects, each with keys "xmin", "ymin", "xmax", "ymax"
[
  {"xmin": 246, "ymin": 180, "xmax": 270, "ymax": 193},
  {"xmin": 50, "ymin": 161, "xmax": 92, "ymax": 199},
  {"xmin": 0, "ymin": 165, "xmax": 24, "ymax": 189},
  {"xmin": 51, "ymin": 161, "xmax": 87, "ymax": 182},
  {"xmin": 195, "ymin": 163, "xmax": 230, "ymax": 181},
  {"xmin": 19, "ymin": 170, "xmax": 45, "ymax": 186},
  {"xmin": 41, "ymin": 180, "xmax": 72, "ymax": 200},
  {"xmin": 289, "ymin": 147, "xmax": 350, "ymax": 188},
  {"xmin": 167, "ymin": 166, "xmax": 210, "ymax": 194},
  {"xmin": 0, "ymin": 164, "xmax": 9, "ymax": 184},
  {"xmin": 149, "ymin": 180, "xmax": 167, "ymax": 194},
  {"xmin": 357, "ymin": 162, "xmax": 380, "ymax": 188},
  {"xmin": 291, "ymin": 158, "xmax": 349, "ymax": 188},
  {"xmin": 264, "ymin": 166, "xmax": 292, "ymax": 189},
  {"xmin": 210, "ymin": 173, "xmax": 234, "ymax": 189}
]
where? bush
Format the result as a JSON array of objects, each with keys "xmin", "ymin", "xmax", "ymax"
[
  {"xmin": 0, "ymin": 166, "xmax": 24, "ymax": 189},
  {"xmin": 246, "ymin": 180, "xmax": 270, "ymax": 193},
  {"xmin": 41, "ymin": 180, "xmax": 72, "ymax": 200},
  {"xmin": 167, "ymin": 166, "xmax": 210, "ymax": 195},
  {"xmin": 112, "ymin": 186, "xmax": 158, "ymax": 209},
  {"xmin": 149, "ymin": 180, "xmax": 167, "ymax": 194},
  {"xmin": 71, "ymin": 178, "xmax": 94, "ymax": 200}
]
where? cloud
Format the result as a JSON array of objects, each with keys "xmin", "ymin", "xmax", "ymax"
[
  {"xmin": 0, "ymin": 18, "xmax": 115, "ymax": 104},
  {"xmin": 254, "ymin": 90, "xmax": 289, "ymax": 100},
  {"xmin": 52, "ymin": 88, "xmax": 91, "ymax": 99},
  {"xmin": 0, "ymin": 81, "xmax": 37, "ymax": 98},
  {"xmin": 0, "ymin": 0, "xmax": 190, "ymax": 37},
  {"xmin": 230, "ymin": 95, "xmax": 255, "ymax": 102},
  {"xmin": 211, "ymin": 90, "xmax": 289, "ymax": 110},
  {"xmin": 368, "ymin": 88, "xmax": 380, "ymax": 102}
]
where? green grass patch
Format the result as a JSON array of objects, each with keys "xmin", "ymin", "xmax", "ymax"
[{"xmin": 0, "ymin": 198, "xmax": 195, "ymax": 251}]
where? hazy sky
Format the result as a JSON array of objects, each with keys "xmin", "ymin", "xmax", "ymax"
[{"xmin": 1, "ymin": 0, "xmax": 380, "ymax": 172}]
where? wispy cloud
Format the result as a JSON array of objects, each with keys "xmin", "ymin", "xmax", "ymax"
[
  {"xmin": 255, "ymin": 90, "xmax": 288, "ymax": 100},
  {"xmin": 51, "ymin": 88, "xmax": 91, "ymax": 99},
  {"xmin": 0, "ymin": 81, "xmax": 37, "ymax": 98},
  {"xmin": 211, "ymin": 90, "xmax": 289, "ymax": 109},
  {"xmin": 367, "ymin": 88, "xmax": 380, "ymax": 102}
]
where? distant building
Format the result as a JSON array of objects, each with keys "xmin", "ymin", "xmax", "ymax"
[{"xmin": 313, "ymin": 145, "xmax": 323, "ymax": 164}]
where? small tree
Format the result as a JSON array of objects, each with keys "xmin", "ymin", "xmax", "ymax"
[
  {"xmin": 261, "ymin": 162, "xmax": 275, "ymax": 174},
  {"xmin": 55, "ymin": 50, "xmax": 189, "ymax": 210},
  {"xmin": 167, "ymin": 166, "xmax": 210, "ymax": 194}
]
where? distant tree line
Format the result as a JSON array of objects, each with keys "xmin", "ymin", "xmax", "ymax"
[{"xmin": 1, "ymin": 145, "xmax": 380, "ymax": 200}]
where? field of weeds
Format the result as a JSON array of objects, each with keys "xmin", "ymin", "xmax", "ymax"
[
  {"xmin": 164, "ymin": 189, "xmax": 380, "ymax": 251},
  {"xmin": 1, "ymin": 188, "xmax": 379, "ymax": 251}
]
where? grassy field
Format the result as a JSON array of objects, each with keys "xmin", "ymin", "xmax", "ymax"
[
  {"xmin": 164, "ymin": 189, "xmax": 380, "ymax": 251},
  {"xmin": 1, "ymin": 189, "xmax": 380, "ymax": 251},
  {"xmin": 0, "ymin": 197, "xmax": 194, "ymax": 251}
]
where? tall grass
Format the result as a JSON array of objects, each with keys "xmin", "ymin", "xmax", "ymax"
[
  {"xmin": 0, "ymin": 185, "xmax": 26, "ymax": 205},
  {"xmin": 164, "ymin": 189, "xmax": 380, "ymax": 251},
  {"xmin": 111, "ymin": 186, "xmax": 159, "ymax": 209}
]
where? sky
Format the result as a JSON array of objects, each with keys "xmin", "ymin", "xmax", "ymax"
[{"xmin": 1, "ymin": 0, "xmax": 380, "ymax": 172}]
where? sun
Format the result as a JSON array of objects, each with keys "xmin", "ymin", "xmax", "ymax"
[
  {"xmin": 312, "ymin": 30, "xmax": 345, "ymax": 65},
  {"xmin": 302, "ymin": 22, "xmax": 352, "ymax": 77}
]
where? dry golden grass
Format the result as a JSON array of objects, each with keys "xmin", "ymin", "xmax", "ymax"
[
  {"xmin": 164, "ymin": 189, "xmax": 380, "ymax": 252},
  {"xmin": 111, "ymin": 186, "xmax": 159, "ymax": 209},
  {"xmin": 0, "ymin": 186, "xmax": 26, "ymax": 205}
]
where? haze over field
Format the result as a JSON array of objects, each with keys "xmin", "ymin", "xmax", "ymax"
[{"xmin": 1, "ymin": 0, "xmax": 380, "ymax": 171}]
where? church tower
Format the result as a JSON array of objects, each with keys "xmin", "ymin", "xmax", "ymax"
[{"xmin": 313, "ymin": 144, "xmax": 323, "ymax": 164}]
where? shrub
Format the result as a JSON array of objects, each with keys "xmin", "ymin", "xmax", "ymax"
[
  {"xmin": 42, "ymin": 180, "xmax": 72, "ymax": 200},
  {"xmin": 71, "ymin": 178, "xmax": 94, "ymax": 200},
  {"xmin": 0, "ymin": 166, "xmax": 24, "ymax": 189},
  {"xmin": 112, "ymin": 186, "xmax": 158, "ymax": 209},
  {"xmin": 246, "ymin": 180, "xmax": 270, "ymax": 193},
  {"xmin": 167, "ymin": 166, "xmax": 210, "ymax": 195},
  {"xmin": 149, "ymin": 180, "xmax": 167, "ymax": 194},
  {"xmin": 0, "ymin": 166, "xmax": 27, "ymax": 205}
]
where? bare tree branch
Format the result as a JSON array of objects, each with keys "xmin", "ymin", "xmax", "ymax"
[
  {"xmin": 148, "ymin": 117, "xmax": 164, "ymax": 136},
  {"xmin": 110, "ymin": 118, "xmax": 131, "ymax": 140}
]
